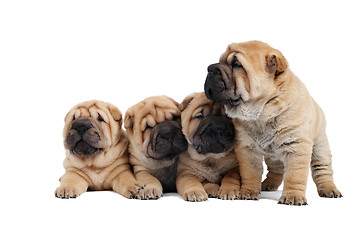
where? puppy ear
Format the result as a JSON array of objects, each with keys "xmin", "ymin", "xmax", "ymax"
[
  {"xmin": 108, "ymin": 105, "xmax": 123, "ymax": 123},
  {"xmin": 124, "ymin": 112, "xmax": 134, "ymax": 130},
  {"xmin": 266, "ymin": 51, "xmax": 288, "ymax": 77},
  {"xmin": 179, "ymin": 94, "xmax": 195, "ymax": 111}
]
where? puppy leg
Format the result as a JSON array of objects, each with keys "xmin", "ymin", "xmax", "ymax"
[
  {"xmin": 177, "ymin": 174, "xmax": 208, "ymax": 202},
  {"xmin": 236, "ymin": 146, "xmax": 263, "ymax": 200},
  {"xmin": 279, "ymin": 143, "xmax": 312, "ymax": 205},
  {"xmin": 217, "ymin": 167, "xmax": 241, "ymax": 200},
  {"xmin": 55, "ymin": 171, "xmax": 88, "ymax": 198},
  {"xmin": 203, "ymin": 182, "xmax": 219, "ymax": 198},
  {"xmin": 135, "ymin": 171, "xmax": 163, "ymax": 200},
  {"xmin": 112, "ymin": 170, "xmax": 141, "ymax": 199},
  {"xmin": 311, "ymin": 135, "xmax": 342, "ymax": 198},
  {"xmin": 262, "ymin": 158, "xmax": 284, "ymax": 191}
]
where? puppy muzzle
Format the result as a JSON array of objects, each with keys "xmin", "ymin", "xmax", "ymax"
[
  {"xmin": 65, "ymin": 118, "xmax": 103, "ymax": 156},
  {"xmin": 204, "ymin": 63, "xmax": 242, "ymax": 106},
  {"xmin": 192, "ymin": 116, "xmax": 235, "ymax": 154},
  {"xmin": 147, "ymin": 121, "xmax": 188, "ymax": 160}
]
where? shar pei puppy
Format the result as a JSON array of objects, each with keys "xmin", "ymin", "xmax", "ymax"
[
  {"xmin": 204, "ymin": 40, "xmax": 342, "ymax": 205},
  {"xmin": 176, "ymin": 92, "xmax": 240, "ymax": 202},
  {"xmin": 55, "ymin": 100, "xmax": 140, "ymax": 199},
  {"xmin": 124, "ymin": 96, "xmax": 188, "ymax": 199}
]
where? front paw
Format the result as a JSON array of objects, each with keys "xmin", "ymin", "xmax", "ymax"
[
  {"xmin": 261, "ymin": 179, "xmax": 280, "ymax": 191},
  {"xmin": 134, "ymin": 184, "xmax": 163, "ymax": 200},
  {"xmin": 317, "ymin": 184, "xmax": 342, "ymax": 198},
  {"xmin": 119, "ymin": 184, "xmax": 144, "ymax": 199},
  {"xmin": 239, "ymin": 188, "xmax": 259, "ymax": 200},
  {"xmin": 55, "ymin": 186, "xmax": 83, "ymax": 199},
  {"xmin": 183, "ymin": 190, "xmax": 208, "ymax": 202},
  {"xmin": 217, "ymin": 185, "xmax": 240, "ymax": 200},
  {"xmin": 278, "ymin": 192, "xmax": 307, "ymax": 206},
  {"xmin": 203, "ymin": 183, "xmax": 219, "ymax": 198}
]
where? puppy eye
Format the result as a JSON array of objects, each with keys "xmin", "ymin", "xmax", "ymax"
[
  {"xmin": 231, "ymin": 57, "xmax": 243, "ymax": 69},
  {"xmin": 193, "ymin": 111, "xmax": 204, "ymax": 119},
  {"xmin": 97, "ymin": 114, "xmax": 105, "ymax": 123}
]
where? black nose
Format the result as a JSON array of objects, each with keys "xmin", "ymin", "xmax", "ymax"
[
  {"xmin": 207, "ymin": 63, "xmax": 221, "ymax": 75},
  {"xmin": 194, "ymin": 116, "xmax": 235, "ymax": 154},
  {"xmin": 205, "ymin": 63, "xmax": 226, "ymax": 101},
  {"xmin": 204, "ymin": 117, "xmax": 233, "ymax": 140},
  {"xmin": 158, "ymin": 123, "xmax": 178, "ymax": 141},
  {"xmin": 71, "ymin": 118, "xmax": 92, "ymax": 134}
]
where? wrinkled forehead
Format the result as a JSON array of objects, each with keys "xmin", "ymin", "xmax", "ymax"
[
  {"xmin": 65, "ymin": 103, "xmax": 112, "ymax": 124},
  {"xmin": 131, "ymin": 97, "xmax": 181, "ymax": 131},
  {"xmin": 220, "ymin": 41, "xmax": 273, "ymax": 63},
  {"xmin": 184, "ymin": 94, "xmax": 224, "ymax": 118}
]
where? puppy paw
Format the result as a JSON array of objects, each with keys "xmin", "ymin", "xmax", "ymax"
[
  {"xmin": 135, "ymin": 184, "xmax": 163, "ymax": 200},
  {"xmin": 203, "ymin": 183, "xmax": 219, "ymax": 198},
  {"xmin": 217, "ymin": 185, "xmax": 240, "ymax": 200},
  {"xmin": 261, "ymin": 180, "xmax": 280, "ymax": 191},
  {"xmin": 318, "ymin": 187, "xmax": 342, "ymax": 198},
  {"xmin": 239, "ymin": 188, "xmax": 259, "ymax": 200},
  {"xmin": 278, "ymin": 193, "xmax": 307, "ymax": 206},
  {"xmin": 183, "ymin": 190, "xmax": 208, "ymax": 202},
  {"xmin": 55, "ymin": 186, "xmax": 83, "ymax": 199},
  {"xmin": 118, "ymin": 184, "xmax": 144, "ymax": 199}
]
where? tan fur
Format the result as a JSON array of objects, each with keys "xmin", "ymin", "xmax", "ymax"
[
  {"xmin": 55, "ymin": 100, "xmax": 140, "ymax": 199},
  {"xmin": 218, "ymin": 41, "xmax": 341, "ymax": 205},
  {"xmin": 124, "ymin": 96, "xmax": 181, "ymax": 199},
  {"xmin": 176, "ymin": 92, "xmax": 240, "ymax": 201}
]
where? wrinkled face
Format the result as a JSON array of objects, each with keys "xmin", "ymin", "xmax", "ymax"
[
  {"xmin": 63, "ymin": 101, "xmax": 122, "ymax": 157},
  {"xmin": 125, "ymin": 96, "xmax": 188, "ymax": 161},
  {"xmin": 180, "ymin": 92, "xmax": 235, "ymax": 158},
  {"xmin": 204, "ymin": 40, "xmax": 288, "ymax": 121}
]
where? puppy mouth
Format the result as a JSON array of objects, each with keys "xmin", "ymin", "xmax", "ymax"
[
  {"xmin": 193, "ymin": 142, "xmax": 228, "ymax": 154},
  {"xmin": 71, "ymin": 140, "xmax": 103, "ymax": 156},
  {"xmin": 227, "ymin": 97, "xmax": 242, "ymax": 107}
]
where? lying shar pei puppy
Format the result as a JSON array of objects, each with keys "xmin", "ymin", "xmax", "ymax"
[
  {"xmin": 176, "ymin": 92, "xmax": 240, "ymax": 202},
  {"xmin": 124, "ymin": 96, "xmax": 188, "ymax": 199},
  {"xmin": 55, "ymin": 100, "xmax": 140, "ymax": 199},
  {"xmin": 204, "ymin": 40, "xmax": 342, "ymax": 205}
]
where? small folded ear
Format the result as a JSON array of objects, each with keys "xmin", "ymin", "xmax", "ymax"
[
  {"xmin": 108, "ymin": 105, "xmax": 122, "ymax": 123},
  {"xmin": 266, "ymin": 51, "xmax": 288, "ymax": 77},
  {"xmin": 124, "ymin": 112, "xmax": 134, "ymax": 130},
  {"xmin": 178, "ymin": 94, "xmax": 196, "ymax": 111}
]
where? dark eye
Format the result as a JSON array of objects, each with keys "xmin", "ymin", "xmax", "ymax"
[
  {"xmin": 231, "ymin": 57, "xmax": 243, "ymax": 69},
  {"xmin": 193, "ymin": 110, "xmax": 204, "ymax": 119},
  {"xmin": 97, "ymin": 114, "xmax": 105, "ymax": 122}
]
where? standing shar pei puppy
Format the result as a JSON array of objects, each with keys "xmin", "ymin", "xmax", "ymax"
[
  {"xmin": 204, "ymin": 40, "xmax": 342, "ymax": 205},
  {"xmin": 55, "ymin": 100, "xmax": 140, "ymax": 199},
  {"xmin": 176, "ymin": 92, "xmax": 240, "ymax": 202},
  {"xmin": 124, "ymin": 96, "xmax": 188, "ymax": 199}
]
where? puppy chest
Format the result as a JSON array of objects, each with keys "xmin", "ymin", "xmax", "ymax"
[
  {"xmin": 85, "ymin": 169, "xmax": 112, "ymax": 190},
  {"xmin": 243, "ymin": 127, "xmax": 283, "ymax": 157},
  {"xmin": 197, "ymin": 160, "xmax": 237, "ymax": 183},
  {"xmin": 243, "ymin": 125, "xmax": 300, "ymax": 159}
]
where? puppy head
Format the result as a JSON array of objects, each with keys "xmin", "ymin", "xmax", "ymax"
[
  {"xmin": 179, "ymin": 92, "xmax": 235, "ymax": 160},
  {"xmin": 204, "ymin": 40, "xmax": 288, "ymax": 121},
  {"xmin": 124, "ymin": 96, "xmax": 188, "ymax": 161},
  {"xmin": 63, "ymin": 100, "xmax": 123, "ymax": 157}
]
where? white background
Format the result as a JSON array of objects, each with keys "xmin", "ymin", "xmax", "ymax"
[{"xmin": 0, "ymin": 0, "xmax": 359, "ymax": 239}]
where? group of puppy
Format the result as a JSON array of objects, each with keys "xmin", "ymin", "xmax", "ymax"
[{"xmin": 55, "ymin": 41, "xmax": 342, "ymax": 205}]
